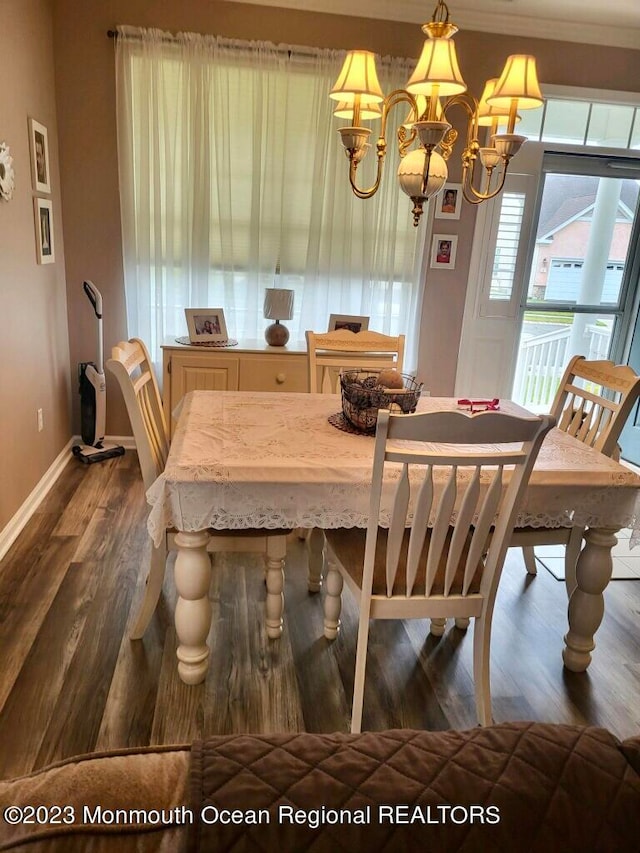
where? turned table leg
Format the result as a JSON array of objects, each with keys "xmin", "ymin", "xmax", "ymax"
[
  {"xmin": 562, "ymin": 525, "xmax": 618, "ymax": 673},
  {"xmin": 323, "ymin": 560, "xmax": 343, "ymax": 640},
  {"xmin": 265, "ymin": 535, "xmax": 286, "ymax": 639},
  {"xmin": 307, "ymin": 527, "xmax": 325, "ymax": 593},
  {"xmin": 174, "ymin": 531, "xmax": 212, "ymax": 685}
]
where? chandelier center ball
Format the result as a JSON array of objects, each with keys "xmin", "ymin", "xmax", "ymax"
[{"xmin": 397, "ymin": 149, "xmax": 448, "ymax": 200}]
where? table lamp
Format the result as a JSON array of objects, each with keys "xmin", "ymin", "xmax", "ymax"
[{"xmin": 264, "ymin": 287, "xmax": 294, "ymax": 346}]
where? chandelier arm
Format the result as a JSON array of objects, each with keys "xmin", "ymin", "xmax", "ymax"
[
  {"xmin": 382, "ymin": 89, "xmax": 420, "ymax": 153},
  {"xmin": 441, "ymin": 92, "xmax": 479, "ymax": 139},
  {"xmin": 346, "ymin": 90, "xmax": 419, "ymax": 199},
  {"xmin": 398, "ymin": 125, "xmax": 418, "ymax": 158},
  {"xmin": 442, "ymin": 91, "xmax": 510, "ymax": 204},
  {"xmin": 461, "ymin": 158, "xmax": 509, "ymax": 204},
  {"xmin": 441, "ymin": 93, "xmax": 483, "ymax": 162},
  {"xmin": 348, "ymin": 150, "xmax": 385, "ymax": 199}
]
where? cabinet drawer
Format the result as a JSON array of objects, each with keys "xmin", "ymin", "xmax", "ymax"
[{"xmin": 239, "ymin": 357, "xmax": 308, "ymax": 392}]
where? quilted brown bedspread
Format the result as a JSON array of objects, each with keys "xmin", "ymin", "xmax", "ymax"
[{"xmin": 188, "ymin": 722, "xmax": 640, "ymax": 853}]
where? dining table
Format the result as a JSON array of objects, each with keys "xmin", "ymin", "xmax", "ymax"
[{"xmin": 146, "ymin": 389, "xmax": 640, "ymax": 685}]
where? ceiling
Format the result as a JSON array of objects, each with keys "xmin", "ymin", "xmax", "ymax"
[{"xmin": 225, "ymin": 0, "xmax": 640, "ymax": 49}]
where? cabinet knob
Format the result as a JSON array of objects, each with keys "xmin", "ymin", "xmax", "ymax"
[{"xmin": 276, "ymin": 372, "xmax": 286, "ymax": 384}]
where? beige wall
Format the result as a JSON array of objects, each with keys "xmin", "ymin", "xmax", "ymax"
[{"xmin": 0, "ymin": 0, "xmax": 71, "ymax": 532}]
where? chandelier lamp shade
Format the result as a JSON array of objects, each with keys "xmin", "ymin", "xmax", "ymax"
[{"xmin": 329, "ymin": 0, "xmax": 543, "ymax": 225}]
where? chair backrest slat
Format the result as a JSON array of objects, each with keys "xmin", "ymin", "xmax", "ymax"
[
  {"xmin": 465, "ymin": 466, "xmax": 504, "ymax": 594},
  {"xmin": 386, "ymin": 463, "xmax": 410, "ymax": 595},
  {"xmin": 107, "ymin": 338, "xmax": 169, "ymax": 490},
  {"xmin": 446, "ymin": 464, "xmax": 481, "ymax": 595},
  {"xmin": 550, "ymin": 356, "xmax": 640, "ymax": 456},
  {"xmin": 424, "ymin": 467, "xmax": 457, "ymax": 595},
  {"xmin": 306, "ymin": 329, "xmax": 405, "ymax": 394},
  {"xmin": 405, "ymin": 467, "xmax": 433, "ymax": 595},
  {"xmin": 582, "ymin": 404, "xmax": 606, "ymax": 446},
  {"xmin": 139, "ymin": 381, "xmax": 167, "ymax": 473}
]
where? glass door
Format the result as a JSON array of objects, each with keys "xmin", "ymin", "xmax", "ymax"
[{"xmin": 512, "ymin": 152, "xmax": 640, "ymax": 413}]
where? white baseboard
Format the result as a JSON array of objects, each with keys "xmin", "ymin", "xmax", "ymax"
[
  {"xmin": 0, "ymin": 435, "xmax": 135, "ymax": 563},
  {"xmin": 106, "ymin": 435, "xmax": 136, "ymax": 450},
  {"xmin": 0, "ymin": 438, "xmax": 75, "ymax": 562}
]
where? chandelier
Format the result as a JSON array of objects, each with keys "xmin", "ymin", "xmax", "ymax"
[{"xmin": 329, "ymin": 1, "xmax": 543, "ymax": 225}]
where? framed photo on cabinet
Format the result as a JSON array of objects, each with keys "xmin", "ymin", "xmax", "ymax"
[
  {"xmin": 328, "ymin": 314, "xmax": 370, "ymax": 333},
  {"xmin": 185, "ymin": 308, "xmax": 228, "ymax": 342},
  {"xmin": 28, "ymin": 118, "xmax": 51, "ymax": 193}
]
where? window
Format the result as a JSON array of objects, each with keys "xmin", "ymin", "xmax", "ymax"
[
  {"xmin": 512, "ymin": 158, "xmax": 640, "ymax": 411},
  {"xmin": 115, "ymin": 28, "xmax": 424, "ymax": 366},
  {"xmin": 518, "ymin": 88, "xmax": 640, "ymax": 150}
]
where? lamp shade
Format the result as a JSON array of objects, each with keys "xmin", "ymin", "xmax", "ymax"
[
  {"xmin": 406, "ymin": 38, "xmax": 466, "ymax": 97},
  {"xmin": 487, "ymin": 55, "xmax": 543, "ymax": 111},
  {"xmin": 333, "ymin": 99, "xmax": 382, "ymax": 121},
  {"xmin": 263, "ymin": 288, "xmax": 294, "ymax": 321},
  {"xmin": 330, "ymin": 51, "xmax": 384, "ymax": 104},
  {"xmin": 477, "ymin": 78, "xmax": 518, "ymax": 126}
]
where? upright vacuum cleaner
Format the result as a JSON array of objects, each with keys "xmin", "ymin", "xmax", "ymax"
[{"xmin": 72, "ymin": 281, "xmax": 125, "ymax": 464}]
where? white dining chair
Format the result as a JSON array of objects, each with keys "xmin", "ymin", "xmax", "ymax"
[
  {"xmin": 322, "ymin": 407, "xmax": 554, "ymax": 733},
  {"xmin": 510, "ymin": 355, "xmax": 640, "ymax": 595},
  {"xmin": 107, "ymin": 338, "xmax": 289, "ymax": 641},
  {"xmin": 302, "ymin": 328, "xmax": 407, "ymax": 586},
  {"xmin": 306, "ymin": 329, "xmax": 405, "ymax": 394}
]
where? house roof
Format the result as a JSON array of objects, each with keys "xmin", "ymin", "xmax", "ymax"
[{"xmin": 537, "ymin": 174, "xmax": 638, "ymax": 240}]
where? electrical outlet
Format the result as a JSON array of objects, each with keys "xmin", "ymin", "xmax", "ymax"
[{"xmin": 37, "ymin": 408, "xmax": 44, "ymax": 432}]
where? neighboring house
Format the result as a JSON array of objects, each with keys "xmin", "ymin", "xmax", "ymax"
[{"xmin": 530, "ymin": 176, "xmax": 637, "ymax": 301}]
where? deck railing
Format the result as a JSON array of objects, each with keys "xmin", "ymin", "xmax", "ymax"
[{"xmin": 512, "ymin": 323, "xmax": 612, "ymax": 411}]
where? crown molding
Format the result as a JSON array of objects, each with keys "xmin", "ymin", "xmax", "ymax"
[{"xmin": 221, "ymin": 0, "xmax": 640, "ymax": 50}]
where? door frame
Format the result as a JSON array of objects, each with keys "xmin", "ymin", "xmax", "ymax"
[{"xmin": 456, "ymin": 142, "xmax": 640, "ymax": 400}]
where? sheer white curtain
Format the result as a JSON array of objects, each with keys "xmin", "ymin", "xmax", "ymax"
[{"xmin": 115, "ymin": 27, "xmax": 425, "ymax": 368}]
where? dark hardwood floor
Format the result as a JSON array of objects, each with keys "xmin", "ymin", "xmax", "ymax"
[{"xmin": 1, "ymin": 450, "xmax": 639, "ymax": 779}]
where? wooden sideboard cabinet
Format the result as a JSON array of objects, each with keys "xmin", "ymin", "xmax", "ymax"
[{"xmin": 162, "ymin": 339, "xmax": 309, "ymax": 434}]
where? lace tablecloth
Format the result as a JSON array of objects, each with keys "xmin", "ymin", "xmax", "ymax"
[{"xmin": 146, "ymin": 391, "xmax": 640, "ymax": 547}]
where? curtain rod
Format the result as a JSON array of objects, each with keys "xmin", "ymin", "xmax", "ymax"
[
  {"xmin": 107, "ymin": 29, "xmax": 179, "ymax": 44},
  {"xmin": 107, "ymin": 28, "xmax": 321, "ymax": 58},
  {"xmin": 106, "ymin": 27, "xmax": 414, "ymax": 66}
]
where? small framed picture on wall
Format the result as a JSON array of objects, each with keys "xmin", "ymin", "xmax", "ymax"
[
  {"xmin": 430, "ymin": 234, "xmax": 457, "ymax": 270},
  {"xmin": 34, "ymin": 197, "xmax": 55, "ymax": 264},
  {"xmin": 28, "ymin": 118, "xmax": 51, "ymax": 194},
  {"xmin": 434, "ymin": 183, "xmax": 462, "ymax": 220}
]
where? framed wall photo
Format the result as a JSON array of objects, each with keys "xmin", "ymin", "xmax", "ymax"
[
  {"xmin": 34, "ymin": 197, "xmax": 55, "ymax": 264},
  {"xmin": 328, "ymin": 314, "xmax": 370, "ymax": 333},
  {"xmin": 185, "ymin": 308, "xmax": 228, "ymax": 342},
  {"xmin": 28, "ymin": 118, "xmax": 51, "ymax": 193},
  {"xmin": 434, "ymin": 183, "xmax": 462, "ymax": 220},
  {"xmin": 430, "ymin": 234, "xmax": 458, "ymax": 270}
]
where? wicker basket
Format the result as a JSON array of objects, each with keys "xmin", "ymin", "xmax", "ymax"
[{"xmin": 340, "ymin": 369, "xmax": 423, "ymax": 434}]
